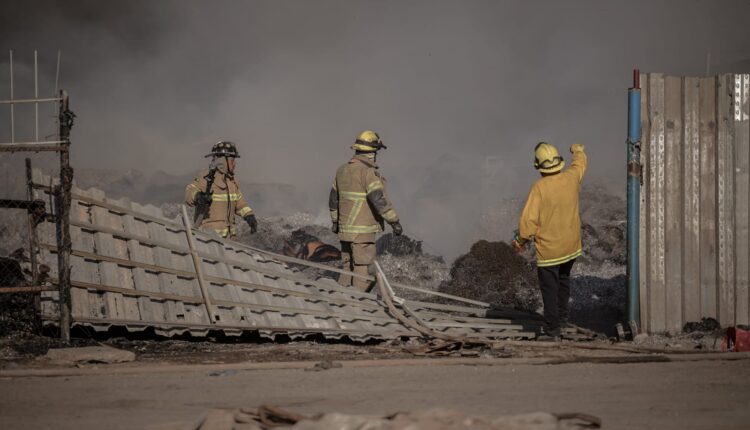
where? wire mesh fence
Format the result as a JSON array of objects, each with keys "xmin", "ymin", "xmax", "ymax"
[
  {"xmin": 0, "ymin": 154, "xmax": 58, "ymax": 336},
  {"xmin": 1, "ymin": 51, "xmax": 73, "ymax": 339}
]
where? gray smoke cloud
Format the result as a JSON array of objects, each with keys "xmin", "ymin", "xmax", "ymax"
[{"xmin": 1, "ymin": 0, "xmax": 749, "ymax": 258}]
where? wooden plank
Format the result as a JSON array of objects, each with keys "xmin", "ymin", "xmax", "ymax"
[
  {"xmin": 699, "ymin": 76, "xmax": 718, "ymax": 319},
  {"xmin": 0, "ymin": 286, "xmax": 57, "ymax": 293},
  {"xmin": 735, "ymin": 74, "xmax": 750, "ymax": 325},
  {"xmin": 179, "ymin": 206, "xmax": 216, "ymax": 323},
  {"xmin": 717, "ymin": 75, "xmax": 735, "ymax": 326},
  {"xmin": 682, "ymin": 76, "xmax": 702, "ymax": 324},
  {"xmin": 663, "ymin": 75, "xmax": 683, "ymax": 333},
  {"xmin": 648, "ymin": 73, "xmax": 667, "ymax": 332}
]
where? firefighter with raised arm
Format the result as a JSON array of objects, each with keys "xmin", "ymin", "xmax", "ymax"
[
  {"xmin": 513, "ymin": 142, "xmax": 587, "ymax": 341},
  {"xmin": 329, "ymin": 130, "xmax": 403, "ymax": 292},
  {"xmin": 185, "ymin": 141, "xmax": 258, "ymax": 239}
]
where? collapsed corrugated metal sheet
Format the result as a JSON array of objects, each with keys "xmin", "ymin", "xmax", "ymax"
[
  {"xmin": 639, "ymin": 73, "xmax": 750, "ymax": 333},
  {"xmin": 31, "ymin": 170, "xmax": 535, "ymax": 341}
]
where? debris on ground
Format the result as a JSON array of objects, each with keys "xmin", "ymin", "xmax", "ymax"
[
  {"xmin": 376, "ymin": 233, "xmax": 423, "ymax": 256},
  {"xmin": 186, "ymin": 405, "xmax": 602, "ymax": 430},
  {"xmin": 304, "ymin": 360, "xmax": 343, "ymax": 371},
  {"xmin": 282, "ymin": 230, "xmax": 341, "ymax": 262},
  {"xmin": 437, "ymin": 240, "xmax": 540, "ymax": 312},
  {"xmin": 683, "ymin": 317, "xmax": 722, "ymax": 333},
  {"xmin": 42, "ymin": 345, "xmax": 136, "ymax": 365}
]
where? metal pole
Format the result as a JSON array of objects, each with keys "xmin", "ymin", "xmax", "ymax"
[
  {"xmin": 34, "ymin": 50, "xmax": 39, "ymax": 142},
  {"xmin": 9, "ymin": 50, "xmax": 14, "ymax": 143},
  {"xmin": 627, "ymin": 69, "xmax": 642, "ymax": 327},
  {"xmin": 56, "ymin": 90, "xmax": 74, "ymax": 341},
  {"xmin": 25, "ymin": 158, "xmax": 39, "ymax": 285}
]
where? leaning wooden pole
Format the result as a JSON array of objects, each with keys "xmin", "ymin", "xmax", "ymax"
[
  {"xmin": 181, "ymin": 205, "xmax": 217, "ymax": 323},
  {"xmin": 56, "ymin": 90, "xmax": 74, "ymax": 341}
]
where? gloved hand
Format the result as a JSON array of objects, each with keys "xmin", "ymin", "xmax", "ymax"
[
  {"xmin": 511, "ymin": 239, "xmax": 526, "ymax": 253},
  {"xmin": 570, "ymin": 143, "xmax": 585, "ymax": 153},
  {"xmin": 244, "ymin": 214, "xmax": 258, "ymax": 234},
  {"xmin": 331, "ymin": 222, "xmax": 339, "ymax": 234},
  {"xmin": 390, "ymin": 221, "xmax": 403, "ymax": 236},
  {"xmin": 511, "ymin": 232, "xmax": 527, "ymax": 253},
  {"xmin": 194, "ymin": 191, "xmax": 212, "ymax": 206}
]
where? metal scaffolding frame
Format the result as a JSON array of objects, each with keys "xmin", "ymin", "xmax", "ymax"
[{"xmin": 0, "ymin": 50, "xmax": 75, "ymax": 341}]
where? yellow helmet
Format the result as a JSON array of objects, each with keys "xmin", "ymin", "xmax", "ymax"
[
  {"xmin": 534, "ymin": 142, "xmax": 565, "ymax": 173},
  {"xmin": 351, "ymin": 130, "xmax": 387, "ymax": 152}
]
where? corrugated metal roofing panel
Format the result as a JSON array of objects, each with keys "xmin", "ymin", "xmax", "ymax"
[
  {"xmin": 640, "ymin": 73, "xmax": 750, "ymax": 333},
  {"xmin": 31, "ymin": 171, "xmax": 535, "ymax": 341}
]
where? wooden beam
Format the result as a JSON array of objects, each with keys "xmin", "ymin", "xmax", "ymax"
[
  {"xmin": 0, "ymin": 285, "xmax": 57, "ymax": 293},
  {"xmin": 181, "ymin": 205, "xmax": 217, "ymax": 323}
]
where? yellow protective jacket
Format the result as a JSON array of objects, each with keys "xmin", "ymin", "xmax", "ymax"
[
  {"xmin": 185, "ymin": 160, "xmax": 253, "ymax": 238},
  {"xmin": 518, "ymin": 145, "xmax": 587, "ymax": 267},
  {"xmin": 329, "ymin": 154, "xmax": 399, "ymax": 243}
]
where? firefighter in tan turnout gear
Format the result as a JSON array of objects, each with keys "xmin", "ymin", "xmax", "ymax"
[
  {"xmin": 185, "ymin": 141, "xmax": 258, "ymax": 239},
  {"xmin": 513, "ymin": 142, "xmax": 587, "ymax": 341},
  {"xmin": 329, "ymin": 130, "xmax": 403, "ymax": 291}
]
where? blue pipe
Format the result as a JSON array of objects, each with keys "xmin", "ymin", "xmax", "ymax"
[{"xmin": 627, "ymin": 70, "xmax": 641, "ymax": 326}]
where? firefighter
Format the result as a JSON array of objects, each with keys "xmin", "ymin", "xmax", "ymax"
[
  {"xmin": 513, "ymin": 142, "xmax": 587, "ymax": 341},
  {"xmin": 185, "ymin": 141, "xmax": 258, "ymax": 239},
  {"xmin": 329, "ymin": 130, "xmax": 403, "ymax": 291}
]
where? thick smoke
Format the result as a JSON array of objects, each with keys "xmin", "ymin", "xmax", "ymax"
[{"xmin": 1, "ymin": 0, "xmax": 749, "ymax": 258}]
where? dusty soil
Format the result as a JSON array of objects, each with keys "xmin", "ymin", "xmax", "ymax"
[{"xmin": 1, "ymin": 355, "xmax": 748, "ymax": 430}]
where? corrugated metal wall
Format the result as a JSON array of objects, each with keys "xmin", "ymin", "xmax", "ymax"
[{"xmin": 640, "ymin": 73, "xmax": 750, "ymax": 333}]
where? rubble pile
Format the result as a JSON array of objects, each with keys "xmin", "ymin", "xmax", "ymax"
[
  {"xmin": 376, "ymin": 234, "xmax": 450, "ymax": 300},
  {"xmin": 238, "ymin": 213, "xmax": 338, "ymax": 254},
  {"xmin": 438, "ymin": 240, "xmax": 541, "ymax": 312},
  {"xmin": 193, "ymin": 405, "xmax": 601, "ymax": 430}
]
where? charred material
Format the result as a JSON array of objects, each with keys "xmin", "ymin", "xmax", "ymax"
[
  {"xmin": 438, "ymin": 240, "xmax": 541, "ymax": 312},
  {"xmin": 376, "ymin": 233, "xmax": 422, "ymax": 256}
]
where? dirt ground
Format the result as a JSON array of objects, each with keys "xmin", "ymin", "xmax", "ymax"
[{"xmin": 1, "ymin": 353, "xmax": 749, "ymax": 430}]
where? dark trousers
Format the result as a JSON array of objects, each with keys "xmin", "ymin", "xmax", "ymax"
[{"xmin": 537, "ymin": 258, "xmax": 576, "ymax": 335}]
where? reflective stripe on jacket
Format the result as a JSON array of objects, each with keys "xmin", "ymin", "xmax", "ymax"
[
  {"xmin": 185, "ymin": 163, "xmax": 253, "ymax": 238},
  {"xmin": 329, "ymin": 155, "xmax": 399, "ymax": 243},
  {"xmin": 519, "ymin": 147, "xmax": 587, "ymax": 267}
]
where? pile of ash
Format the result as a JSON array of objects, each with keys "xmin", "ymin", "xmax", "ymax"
[
  {"xmin": 237, "ymin": 213, "xmax": 338, "ymax": 254},
  {"xmin": 438, "ymin": 240, "xmax": 541, "ymax": 312},
  {"xmin": 376, "ymin": 234, "xmax": 450, "ymax": 301}
]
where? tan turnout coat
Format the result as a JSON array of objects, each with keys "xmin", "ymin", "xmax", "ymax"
[{"xmin": 185, "ymin": 161, "xmax": 253, "ymax": 238}]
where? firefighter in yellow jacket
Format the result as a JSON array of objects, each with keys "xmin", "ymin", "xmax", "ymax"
[
  {"xmin": 329, "ymin": 130, "xmax": 403, "ymax": 291},
  {"xmin": 513, "ymin": 142, "xmax": 587, "ymax": 341},
  {"xmin": 185, "ymin": 141, "xmax": 258, "ymax": 239}
]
